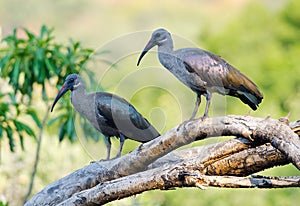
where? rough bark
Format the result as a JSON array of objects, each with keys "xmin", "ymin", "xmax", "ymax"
[{"xmin": 25, "ymin": 115, "xmax": 300, "ymax": 206}]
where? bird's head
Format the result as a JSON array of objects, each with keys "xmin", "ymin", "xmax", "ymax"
[
  {"xmin": 51, "ymin": 73, "xmax": 82, "ymax": 112},
  {"xmin": 137, "ymin": 28, "xmax": 171, "ymax": 66}
]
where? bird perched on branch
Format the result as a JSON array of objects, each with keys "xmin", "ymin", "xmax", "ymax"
[
  {"xmin": 51, "ymin": 74, "xmax": 160, "ymax": 159},
  {"xmin": 137, "ymin": 28, "xmax": 263, "ymax": 119}
]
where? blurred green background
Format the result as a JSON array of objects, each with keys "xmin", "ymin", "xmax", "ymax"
[{"xmin": 1, "ymin": 0, "xmax": 300, "ymax": 205}]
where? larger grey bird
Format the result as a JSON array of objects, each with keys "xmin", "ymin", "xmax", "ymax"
[
  {"xmin": 51, "ymin": 74, "xmax": 160, "ymax": 159},
  {"xmin": 137, "ymin": 28, "xmax": 263, "ymax": 119}
]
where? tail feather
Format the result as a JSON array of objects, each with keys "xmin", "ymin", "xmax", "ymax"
[
  {"xmin": 226, "ymin": 64, "xmax": 263, "ymax": 110},
  {"xmin": 236, "ymin": 90, "xmax": 262, "ymax": 110}
]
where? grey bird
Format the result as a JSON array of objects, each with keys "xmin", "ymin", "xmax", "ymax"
[
  {"xmin": 137, "ymin": 28, "xmax": 263, "ymax": 119},
  {"xmin": 51, "ymin": 74, "xmax": 160, "ymax": 159}
]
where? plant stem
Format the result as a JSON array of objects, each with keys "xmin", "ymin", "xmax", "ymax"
[{"xmin": 23, "ymin": 106, "xmax": 50, "ymax": 204}]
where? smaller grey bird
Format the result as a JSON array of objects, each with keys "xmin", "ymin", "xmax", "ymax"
[
  {"xmin": 137, "ymin": 28, "xmax": 263, "ymax": 119},
  {"xmin": 51, "ymin": 74, "xmax": 160, "ymax": 159}
]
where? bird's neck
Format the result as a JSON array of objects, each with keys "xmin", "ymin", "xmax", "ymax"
[
  {"xmin": 70, "ymin": 85, "xmax": 88, "ymax": 115},
  {"xmin": 157, "ymin": 40, "xmax": 177, "ymax": 71},
  {"xmin": 157, "ymin": 38, "xmax": 174, "ymax": 54}
]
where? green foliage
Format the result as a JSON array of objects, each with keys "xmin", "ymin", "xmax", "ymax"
[
  {"xmin": 0, "ymin": 91, "xmax": 37, "ymax": 152},
  {"xmin": 0, "ymin": 201, "xmax": 9, "ymax": 206},
  {"xmin": 0, "ymin": 25, "xmax": 97, "ymax": 150},
  {"xmin": 0, "ymin": 25, "xmax": 93, "ymax": 100}
]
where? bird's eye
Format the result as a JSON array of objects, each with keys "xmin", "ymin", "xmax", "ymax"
[
  {"xmin": 69, "ymin": 78, "xmax": 74, "ymax": 83},
  {"xmin": 155, "ymin": 33, "xmax": 161, "ymax": 38}
]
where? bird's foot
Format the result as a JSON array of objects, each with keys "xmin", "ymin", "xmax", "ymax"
[
  {"xmin": 200, "ymin": 115, "xmax": 208, "ymax": 121},
  {"xmin": 111, "ymin": 154, "xmax": 121, "ymax": 160},
  {"xmin": 90, "ymin": 158, "xmax": 110, "ymax": 164},
  {"xmin": 177, "ymin": 120, "xmax": 188, "ymax": 132}
]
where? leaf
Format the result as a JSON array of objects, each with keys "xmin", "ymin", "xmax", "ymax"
[
  {"xmin": 40, "ymin": 25, "xmax": 49, "ymax": 39},
  {"xmin": 10, "ymin": 58, "xmax": 21, "ymax": 92},
  {"xmin": 44, "ymin": 57, "xmax": 56, "ymax": 73},
  {"xmin": 66, "ymin": 116, "xmax": 75, "ymax": 142},
  {"xmin": 38, "ymin": 63, "xmax": 46, "ymax": 83},
  {"xmin": 6, "ymin": 125, "xmax": 14, "ymax": 152},
  {"xmin": 47, "ymin": 114, "xmax": 66, "ymax": 126},
  {"xmin": 73, "ymin": 41, "xmax": 80, "ymax": 51},
  {"xmin": 66, "ymin": 116, "xmax": 73, "ymax": 135},
  {"xmin": 0, "ymin": 55, "xmax": 12, "ymax": 75},
  {"xmin": 26, "ymin": 109, "xmax": 42, "ymax": 128},
  {"xmin": 33, "ymin": 58, "xmax": 40, "ymax": 80},
  {"xmin": 0, "ymin": 102, "xmax": 9, "ymax": 116},
  {"xmin": 8, "ymin": 93, "xmax": 17, "ymax": 106},
  {"xmin": 58, "ymin": 121, "xmax": 67, "ymax": 142},
  {"xmin": 24, "ymin": 28, "xmax": 35, "ymax": 40},
  {"xmin": 0, "ymin": 125, "xmax": 3, "ymax": 139},
  {"xmin": 14, "ymin": 120, "xmax": 37, "ymax": 140},
  {"xmin": 19, "ymin": 134, "xmax": 25, "ymax": 151},
  {"xmin": 22, "ymin": 124, "xmax": 36, "ymax": 140},
  {"xmin": 42, "ymin": 84, "xmax": 47, "ymax": 101},
  {"xmin": 14, "ymin": 120, "xmax": 22, "ymax": 132}
]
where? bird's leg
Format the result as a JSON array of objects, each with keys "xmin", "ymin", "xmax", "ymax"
[
  {"xmin": 116, "ymin": 134, "xmax": 125, "ymax": 158},
  {"xmin": 189, "ymin": 94, "xmax": 201, "ymax": 120},
  {"xmin": 105, "ymin": 136, "xmax": 111, "ymax": 160},
  {"xmin": 177, "ymin": 94, "xmax": 201, "ymax": 132},
  {"xmin": 202, "ymin": 91, "xmax": 212, "ymax": 119}
]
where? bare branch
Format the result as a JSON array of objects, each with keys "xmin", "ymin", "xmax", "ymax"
[
  {"xmin": 57, "ymin": 143, "xmax": 297, "ymax": 205},
  {"xmin": 185, "ymin": 175, "xmax": 300, "ymax": 188},
  {"xmin": 205, "ymin": 143, "xmax": 288, "ymax": 176},
  {"xmin": 58, "ymin": 173, "xmax": 300, "ymax": 205},
  {"xmin": 25, "ymin": 115, "xmax": 300, "ymax": 206}
]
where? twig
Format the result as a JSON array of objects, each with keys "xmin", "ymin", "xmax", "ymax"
[{"xmin": 23, "ymin": 106, "xmax": 50, "ymax": 204}]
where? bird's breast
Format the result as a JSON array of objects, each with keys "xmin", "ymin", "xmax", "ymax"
[{"xmin": 159, "ymin": 54, "xmax": 207, "ymax": 93}]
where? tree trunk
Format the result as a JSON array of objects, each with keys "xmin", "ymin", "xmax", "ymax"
[{"xmin": 25, "ymin": 115, "xmax": 300, "ymax": 206}]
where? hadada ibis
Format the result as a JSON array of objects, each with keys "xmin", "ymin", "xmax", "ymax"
[
  {"xmin": 51, "ymin": 74, "xmax": 160, "ymax": 159},
  {"xmin": 137, "ymin": 28, "xmax": 263, "ymax": 119}
]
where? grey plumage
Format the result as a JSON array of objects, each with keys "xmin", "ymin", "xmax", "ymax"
[
  {"xmin": 137, "ymin": 28, "xmax": 263, "ymax": 119},
  {"xmin": 51, "ymin": 74, "xmax": 160, "ymax": 159}
]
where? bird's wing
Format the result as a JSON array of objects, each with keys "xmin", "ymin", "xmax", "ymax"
[
  {"xmin": 96, "ymin": 93, "xmax": 159, "ymax": 140},
  {"xmin": 181, "ymin": 49, "xmax": 261, "ymax": 93},
  {"xmin": 205, "ymin": 51, "xmax": 263, "ymax": 100},
  {"xmin": 180, "ymin": 49, "xmax": 229, "ymax": 91},
  {"xmin": 96, "ymin": 93, "xmax": 147, "ymax": 128},
  {"xmin": 181, "ymin": 49, "xmax": 263, "ymax": 108}
]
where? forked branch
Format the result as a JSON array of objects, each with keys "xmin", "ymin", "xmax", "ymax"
[{"xmin": 25, "ymin": 115, "xmax": 300, "ymax": 206}]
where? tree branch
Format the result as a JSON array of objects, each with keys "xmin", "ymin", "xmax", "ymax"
[
  {"xmin": 57, "ymin": 143, "xmax": 296, "ymax": 205},
  {"xmin": 25, "ymin": 115, "xmax": 300, "ymax": 206},
  {"xmin": 58, "ymin": 173, "xmax": 300, "ymax": 206}
]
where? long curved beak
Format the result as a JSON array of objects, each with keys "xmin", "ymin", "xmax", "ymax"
[
  {"xmin": 137, "ymin": 39, "xmax": 156, "ymax": 66},
  {"xmin": 50, "ymin": 83, "xmax": 69, "ymax": 112}
]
